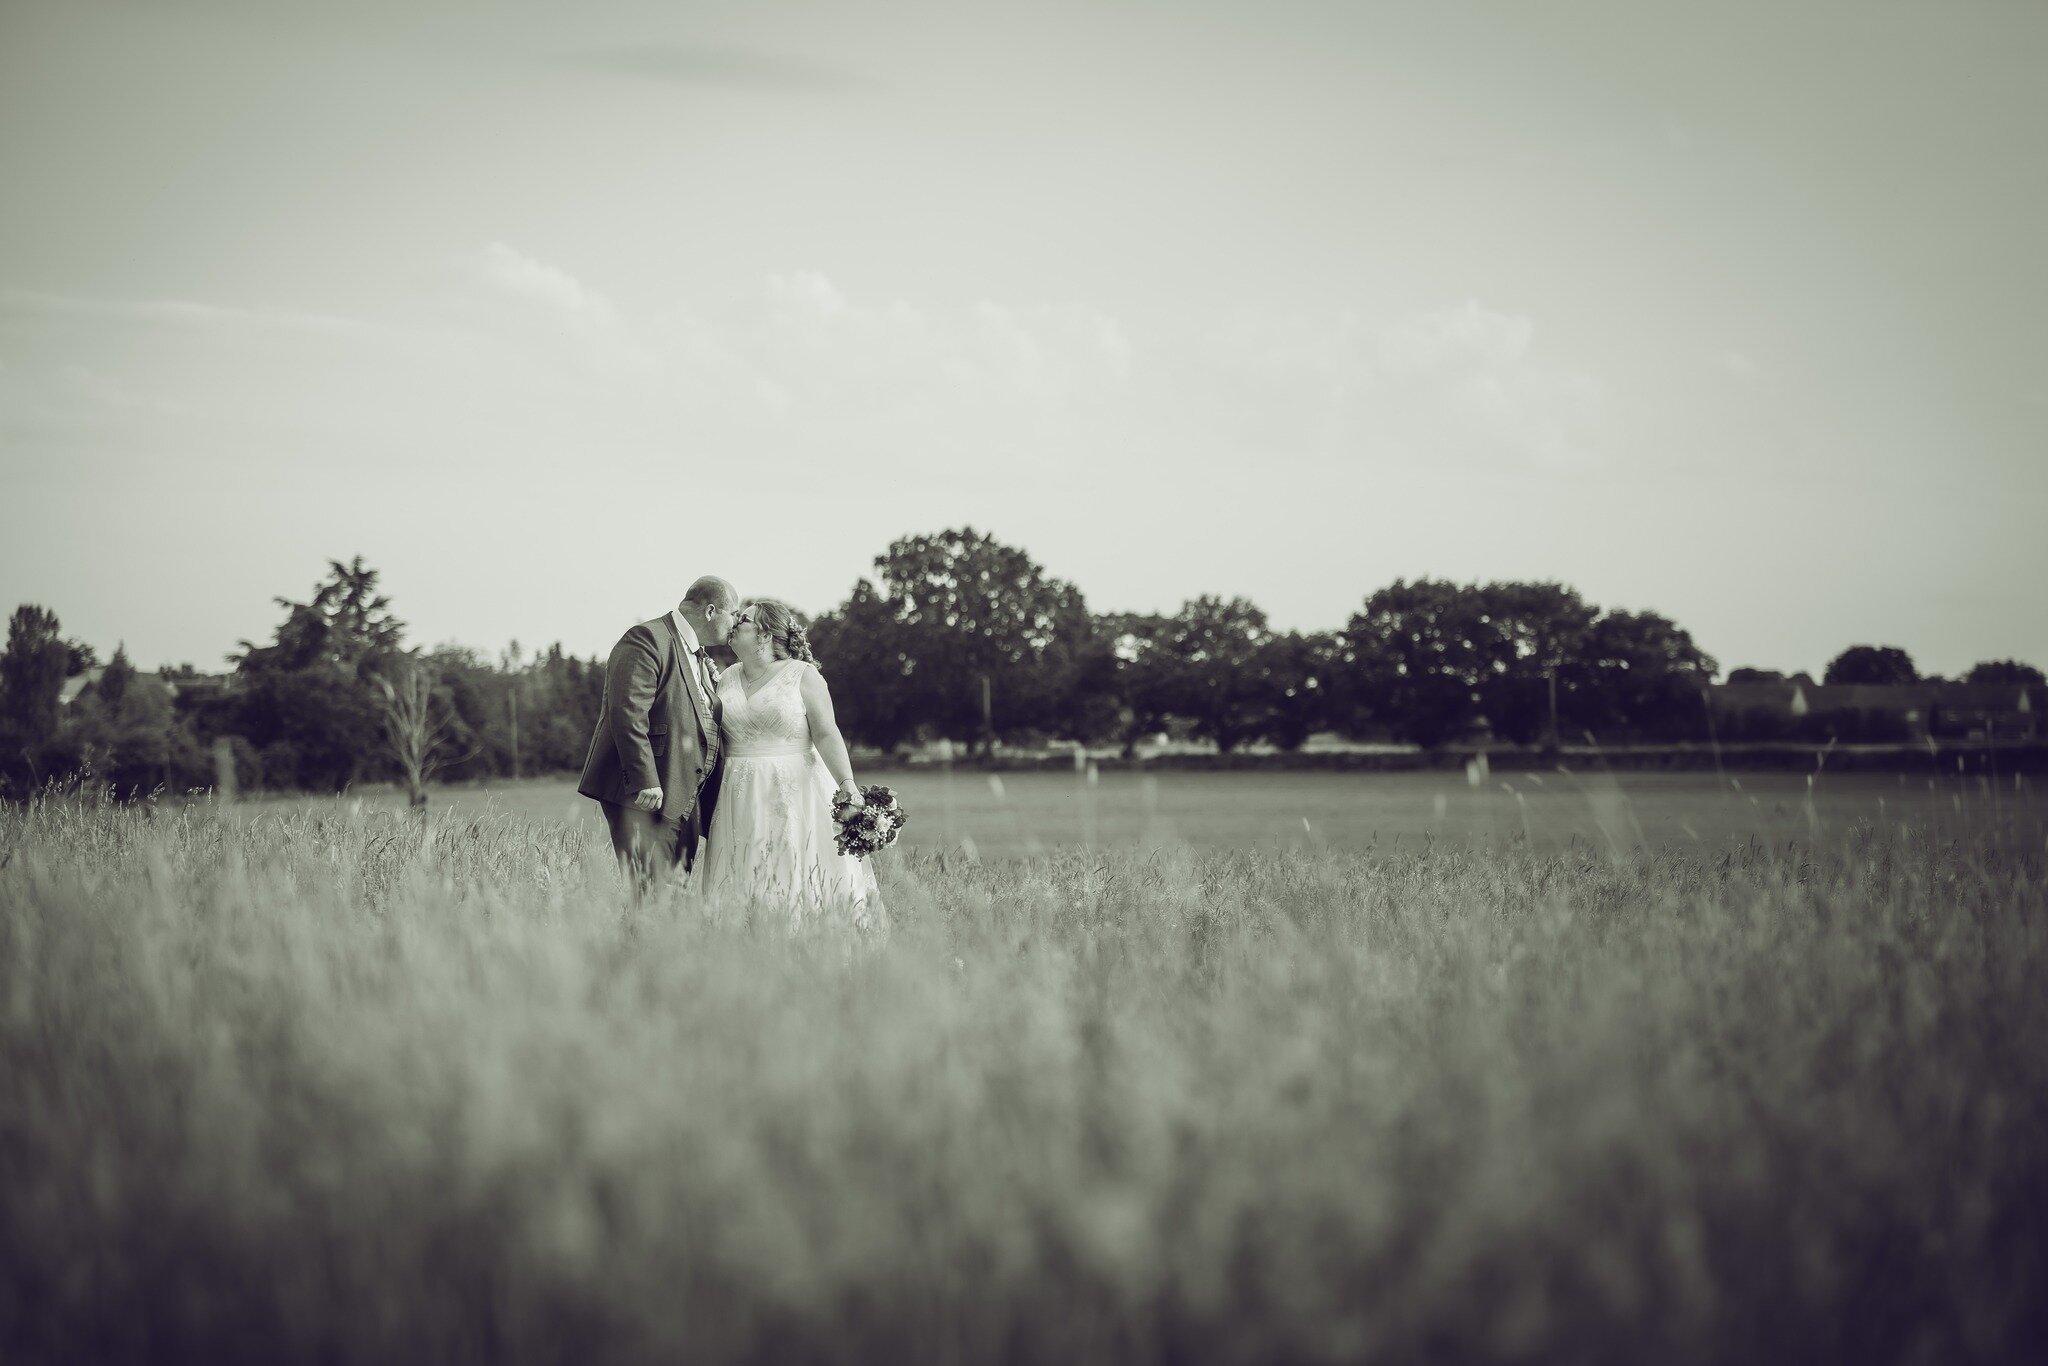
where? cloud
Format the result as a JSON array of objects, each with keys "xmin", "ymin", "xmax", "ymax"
[
  {"xmin": 0, "ymin": 289, "xmax": 373, "ymax": 338},
  {"xmin": 8, "ymin": 258, "xmax": 1600, "ymax": 494},
  {"xmin": 55, "ymin": 364, "xmax": 159, "ymax": 413},
  {"xmin": 1192, "ymin": 300, "xmax": 1607, "ymax": 475},
  {"xmin": 462, "ymin": 243, "xmax": 617, "ymax": 321},
  {"xmin": 180, "ymin": 253, "xmax": 1129, "ymax": 469},
  {"xmin": 446, "ymin": 242, "xmax": 659, "ymax": 381},
  {"xmin": 1364, "ymin": 302, "xmax": 1606, "ymax": 474},
  {"xmin": 559, "ymin": 43, "xmax": 869, "ymax": 91},
  {"xmin": 972, "ymin": 300, "xmax": 1134, "ymax": 395},
  {"xmin": 1716, "ymin": 349, "xmax": 1762, "ymax": 380},
  {"xmin": 0, "ymin": 289, "xmax": 395, "ymax": 453},
  {"xmin": 750, "ymin": 271, "xmax": 1133, "ymax": 421}
]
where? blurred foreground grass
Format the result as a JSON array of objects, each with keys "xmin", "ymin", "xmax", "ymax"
[{"xmin": 3, "ymin": 797, "xmax": 2045, "ymax": 1363}]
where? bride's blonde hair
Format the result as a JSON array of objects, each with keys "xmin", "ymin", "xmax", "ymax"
[{"xmin": 744, "ymin": 598, "xmax": 819, "ymax": 668}]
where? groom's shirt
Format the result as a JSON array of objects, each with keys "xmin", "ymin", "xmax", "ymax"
[{"xmin": 670, "ymin": 609, "xmax": 700, "ymax": 656}]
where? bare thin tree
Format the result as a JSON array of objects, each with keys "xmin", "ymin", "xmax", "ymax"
[{"xmin": 377, "ymin": 663, "xmax": 467, "ymax": 808}]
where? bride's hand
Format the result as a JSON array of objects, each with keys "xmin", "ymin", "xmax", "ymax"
[{"xmin": 836, "ymin": 782, "xmax": 865, "ymax": 810}]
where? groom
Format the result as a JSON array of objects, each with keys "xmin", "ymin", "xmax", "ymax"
[{"xmin": 578, "ymin": 576, "xmax": 739, "ymax": 890}]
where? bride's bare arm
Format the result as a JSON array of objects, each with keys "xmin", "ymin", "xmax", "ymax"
[{"xmin": 799, "ymin": 664, "xmax": 861, "ymax": 800}]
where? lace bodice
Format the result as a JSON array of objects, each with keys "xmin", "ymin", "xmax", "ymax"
[{"xmin": 719, "ymin": 660, "xmax": 814, "ymax": 758}]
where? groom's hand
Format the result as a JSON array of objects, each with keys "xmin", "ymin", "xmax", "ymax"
[{"xmin": 633, "ymin": 786, "xmax": 663, "ymax": 812}]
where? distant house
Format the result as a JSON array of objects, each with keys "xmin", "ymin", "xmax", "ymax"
[
  {"xmin": 58, "ymin": 667, "xmax": 231, "ymax": 708},
  {"xmin": 58, "ymin": 667, "xmax": 105, "ymax": 707},
  {"xmin": 162, "ymin": 671, "xmax": 233, "ymax": 700},
  {"xmin": 1707, "ymin": 681, "xmax": 2037, "ymax": 742},
  {"xmin": 1927, "ymin": 684, "xmax": 2038, "ymax": 741}
]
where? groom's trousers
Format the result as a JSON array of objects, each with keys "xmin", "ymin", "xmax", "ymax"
[{"xmin": 601, "ymin": 799, "xmax": 696, "ymax": 893}]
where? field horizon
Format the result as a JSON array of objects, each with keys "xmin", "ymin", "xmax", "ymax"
[{"xmin": 233, "ymin": 769, "xmax": 2046, "ymax": 863}]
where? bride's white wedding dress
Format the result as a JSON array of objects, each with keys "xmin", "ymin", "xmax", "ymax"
[{"xmin": 699, "ymin": 659, "xmax": 881, "ymax": 931}]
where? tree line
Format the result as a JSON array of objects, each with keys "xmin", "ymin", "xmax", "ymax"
[
  {"xmin": 1, "ymin": 560, "xmax": 603, "ymax": 800},
  {"xmin": 801, "ymin": 531, "xmax": 2032, "ymax": 754},
  {"xmin": 4, "ymin": 533, "xmax": 2041, "ymax": 799}
]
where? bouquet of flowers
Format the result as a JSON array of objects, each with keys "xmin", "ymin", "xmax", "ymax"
[{"xmin": 831, "ymin": 784, "xmax": 907, "ymax": 859}]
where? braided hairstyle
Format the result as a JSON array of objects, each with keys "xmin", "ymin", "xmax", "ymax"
[{"xmin": 744, "ymin": 598, "xmax": 820, "ymax": 669}]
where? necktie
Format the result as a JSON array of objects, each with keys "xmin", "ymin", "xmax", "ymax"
[{"xmin": 693, "ymin": 649, "xmax": 719, "ymax": 721}]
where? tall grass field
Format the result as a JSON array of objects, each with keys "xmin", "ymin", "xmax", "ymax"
[{"xmin": 4, "ymin": 782, "xmax": 2045, "ymax": 1363}]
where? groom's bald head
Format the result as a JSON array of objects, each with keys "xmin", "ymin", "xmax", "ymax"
[
  {"xmin": 678, "ymin": 576, "xmax": 741, "ymax": 646},
  {"xmin": 683, "ymin": 576, "xmax": 739, "ymax": 611}
]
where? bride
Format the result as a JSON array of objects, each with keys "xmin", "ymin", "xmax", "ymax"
[{"xmin": 698, "ymin": 598, "xmax": 882, "ymax": 931}]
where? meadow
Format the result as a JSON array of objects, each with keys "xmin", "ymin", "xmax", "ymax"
[
  {"xmin": 3, "ymin": 777, "xmax": 2045, "ymax": 1362},
  {"xmin": 253, "ymin": 766, "xmax": 2043, "ymax": 860}
]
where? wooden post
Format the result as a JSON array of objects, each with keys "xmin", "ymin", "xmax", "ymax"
[
  {"xmin": 979, "ymin": 673, "xmax": 994, "ymax": 758},
  {"xmin": 212, "ymin": 736, "xmax": 238, "ymax": 803}
]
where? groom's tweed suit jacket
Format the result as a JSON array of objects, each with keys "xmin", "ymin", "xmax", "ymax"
[{"xmin": 578, "ymin": 615, "xmax": 723, "ymax": 828}]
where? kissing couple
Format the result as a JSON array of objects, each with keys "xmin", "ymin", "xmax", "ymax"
[{"xmin": 576, "ymin": 576, "xmax": 881, "ymax": 930}]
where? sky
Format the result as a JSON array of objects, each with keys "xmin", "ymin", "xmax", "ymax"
[{"xmin": 3, "ymin": 0, "xmax": 2044, "ymax": 679}]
